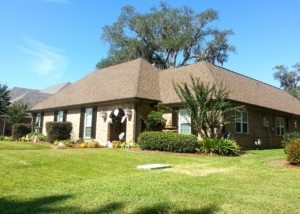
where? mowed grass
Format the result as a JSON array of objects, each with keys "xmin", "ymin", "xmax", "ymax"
[{"xmin": 0, "ymin": 141, "xmax": 300, "ymax": 213}]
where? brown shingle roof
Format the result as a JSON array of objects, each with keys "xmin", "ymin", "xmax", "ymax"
[
  {"xmin": 31, "ymin": 58, "xmax": 160, "ymax": 111},
  {"xmin": 32, "ymin": 58, "xmax": 300, "ymax": 116},
  {"xmin": 159, "ymin": 61, "xmax": 300, "ymax": 115}
]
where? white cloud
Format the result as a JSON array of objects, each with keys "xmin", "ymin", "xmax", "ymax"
[{"xmin": 17, "ymin": 38, "xmax": 68, "ymax": 79}]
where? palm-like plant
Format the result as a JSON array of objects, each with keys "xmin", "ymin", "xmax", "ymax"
[
  {"xmin": 174, "ymin": 75, "xmax": 243, "ymax": 138},
  {"xmin": 6, "ymin": 102, "xmax": 29, "ymax": 123}
]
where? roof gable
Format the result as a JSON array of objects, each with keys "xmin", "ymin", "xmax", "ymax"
[{"xmin": 31, "ymin": 58, "xmax": 160, "ymax": 110}]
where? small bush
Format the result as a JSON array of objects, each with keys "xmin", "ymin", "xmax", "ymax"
[
  {"xmin": 12, "ymin": 123, "xmax": 31, "ymax": 140},
  {"xmin": 0, "ymin": 136, "xmax": 4, "ymax": 141},
  {"xmin": 286, "ymin": 138, "xmax": 300, "ymax": 165},
  {"xmin": 46, "ymin": 122, "xmax": 73, "ymax": 143},
  {"xmin": 61, "ymin": 139, "xmax": 74, "ymax": 147},
  {"xmin": 27, "ymin": 132, "xmax": 47, "ymax": 142},
  {"xmin": 112, "ymin": 141, "xmax": 122, "ymax": 148},
  {"xmin": 80, "ymin": 143, "xmax": 88, "ymax": 148},
  {"xmin": 282, "ymin": 132, "xmax": 300, "ymax": 152},
  {"xmin": 199, "ymin": 138, "xmax": 240, "ymax": 156},
  {"xmin": 4, "ymin": 136, "xmax": 14, "ymax": 141},
  {"xmin": 145, "ymin": 111, "xmax": 166, "ymax": 131},
  {"xmin": 138, "ymin": 131, "xmax": 199, "ymax": 153}
]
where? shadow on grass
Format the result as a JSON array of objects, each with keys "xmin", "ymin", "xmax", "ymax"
[
  {"xmin": 132, "ymin": 203, "xmax": 219, "ymax": 214},
  {"xmin": 0, "ymin": 195, "xmax": 76, "ymax": 213},
  {"xmin": 89, "ymin": 202, "xmax": 125, "ymax": 213},
  {"xmin": 0, "ymin": 196, "xmax": 218, "ymax": 213}
]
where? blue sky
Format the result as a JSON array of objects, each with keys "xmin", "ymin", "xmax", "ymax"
[{"xmin": 0, "ymin": 0, "xmax": 299, "ymax": 90}]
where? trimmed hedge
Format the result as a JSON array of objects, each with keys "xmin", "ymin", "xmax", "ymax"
[
  {"xmin": 46, "ymin": 122, "xmax": 73, "ymax": 143},
  {"xmin": 286, "ymin": 138, "xmax": 300, "ymax": 165},
  {"xmin": 138, "ymin": 131, "xmax": 199, "ymax": 153},
  {"xmin": 12, "ymin": 123, "xmax": 31, "ymax": 140}
]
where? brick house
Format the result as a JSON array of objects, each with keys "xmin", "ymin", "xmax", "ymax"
[{"xmin": 30, "ymin": 58, "xmax": 300, "ymax": 148}]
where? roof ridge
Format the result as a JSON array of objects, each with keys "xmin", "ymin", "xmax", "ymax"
[
  {"xmin": 200, "ymin": 61, "xmax": 218, "ymax": 86},
  {"xmin": 10, "ymin": 91, "xmax": 30, "ymax": 103},
  {"xmin": 10, "ymin": 87, "xmax": 39, "ymax": 92},
  {"xmin": 209, "ymin": 62, "xmax": 281, "ymax": 90},
  {"xmin": 135, "ymin": 58, "xmax": 144, "ymax": 98}
]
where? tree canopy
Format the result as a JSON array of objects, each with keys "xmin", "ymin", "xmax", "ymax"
[
  {"xmin": 0, "ymin": 84, "xmax": 10, "ymax": 115},
  {"xmin": 273, "ymin": 63, "xmax": 300, "ymax": 99},
  {"xmin": 97, "ymin": 2, "xmax": 235, "ymax": 69}
]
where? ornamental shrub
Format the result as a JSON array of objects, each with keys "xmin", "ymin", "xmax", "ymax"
[
  {"xmin": 199, "ymin": 138, "xmax": 240, "ymax": 156},
  {"xmin": 46, "ymin": 122, "xmax": 72, "ymax": 143},
  {"xmin": 12, "ymin": 123, "xmax": 31, "ymax": 140},
  {"xmin": 145, "ymin": 111, "xmax": 166, "ymax": 131},
  {"xmin": 286, "ymin": 138, "xmax": 300, "ymax": 165},
  {"xmin": 282, "ymin": 132, "xmax": 300, "ymax": 153},
  {"xmin": 27, "ymin": 132, "xmax": 47, "ymax": 142},
  {"xmin": 138, "ymin": 131, "xmax": 199, "ymax": 153}
]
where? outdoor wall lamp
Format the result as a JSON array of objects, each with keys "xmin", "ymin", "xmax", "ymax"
[
  {"xmin": 126, "ymin": 108, "xmax": 133, "ymax": 121},
  {"xmin": 101, "ymin": 110, "xmax": 107, "ymax": 121}
]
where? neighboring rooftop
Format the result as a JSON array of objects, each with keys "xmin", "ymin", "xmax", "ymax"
[
  {"xmin": 10, "ymin": 82, "xmax": 71, "ymax": 108},
  {"xmin": 40, "ymin": 82, "xmax": 71, "ymax": 95},
  {"xmin": 31, "ymin": 58, "xmax": 300, "ymax": 116}
]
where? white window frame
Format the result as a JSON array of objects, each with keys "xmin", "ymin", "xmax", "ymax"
[
  {"xmin": 235, "ymin": 111, "xmax": 249, "ymax": 134},
  {"xmin": 84, "ymin": 108, "xmax": 93, "ymax": 139},
  {"xmin": 178, "ymin": 109, "xmax": 191, "ymax": 135},
  {"xmin": 276, "ymin": 117, "xmax": 285, "ymax": 136},
  {"xmin": 35, "ymin": 113, "xmax": 42, "ymax": 133},
  {"xmin": 57, "ymin": 110, "xmax": 64, "ymax": 122}
]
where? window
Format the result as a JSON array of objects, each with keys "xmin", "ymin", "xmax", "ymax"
[
  {"xmin": 84, "ymin": 108, "xmax": 93, "ymax": 139},
  {"xmin": 276, "ymin": 117, "xmax": 285, "ymax": 136},
  {"xmin": 235, "ymin": 111, "xmax": 248, "ymax": 134},
  {"xmin": 35, "ymin": 113, "xmax": 42, "ymax": 133},
  {"xmin": 178, "ymin": 109, "xmax": 191, "ymax": 135},
  {"xmin": 57, "ymin": 110, "xmax": 64, "ymax": 122}
]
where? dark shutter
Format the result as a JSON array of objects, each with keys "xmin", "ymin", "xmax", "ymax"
[
  {"xmin": 172, "ymin": 109, "xmax": 178, "ymax": 129},
  {"xmin": 63, "ymin": 110, "xmax": 68, "ymax": 122},
  {"xmin": 91, "ymin": 106, "xmax": 97, "ymax": 139},
  {"xmin": 32, "ymin": 113, "xmax": 37, "ymax": 130},
  {"xmin": 40, "ymin": 113, "xmax": 44, "ymax": 134},
  {"xmin": 79, "ymin": 108, "xmax": 85, "ymax": 138},
  {"xmin": 54, "ymin": 111, "xmax": 58, "ymax": 122}
]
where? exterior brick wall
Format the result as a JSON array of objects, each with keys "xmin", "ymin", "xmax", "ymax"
[
  {"xmin": 161, "ymin": 104, "xmax": 300, "ymax": 149},
  {"xmin": 224, "ymin": 105, "xmax": 300, "ymax": 149},
  {"xmin": 35, "ymin": 102, "xmax": 300, "ymax": 149}
]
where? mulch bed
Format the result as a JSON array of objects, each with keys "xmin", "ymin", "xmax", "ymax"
[{"xmin": 270, "ymin": 159, "xmax": 300, "ymax": 170}]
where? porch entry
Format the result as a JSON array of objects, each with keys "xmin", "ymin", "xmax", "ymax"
[{"xmin": 108, "ymin": 108, "xmax": 127, "ymax": 141}]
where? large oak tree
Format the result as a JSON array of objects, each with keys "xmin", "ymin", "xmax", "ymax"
[
  {"xmin": 97, "ymin": 2, "xmax": 235, "ymax": 69},
  {"xmin": 273, "ymin": 63, "xmax": 300, "ymax": 99}
]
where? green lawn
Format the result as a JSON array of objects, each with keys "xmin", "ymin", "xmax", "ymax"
[{"xmin": 0, "ymin": 141, "xmax": 299, "ymax": 213}]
